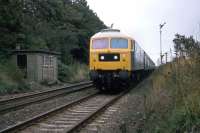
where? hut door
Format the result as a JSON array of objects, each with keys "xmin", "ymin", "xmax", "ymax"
[
  {"xmin": 17, "ymin": 55, "xmax": 27, "ymax": 77},
  {"xmin": 42, "ymin": 55, "xmax": 54, "ymax": 81}
]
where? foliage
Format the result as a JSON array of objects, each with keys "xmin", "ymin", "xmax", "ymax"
[
  {"xmin": 0, "ymin": 61, "xmax": 30, "ymax": 94},
  {"xmin": 0, "ymin": 0, "xmax": 104, "ymax": 93},
  {"xmin": 173, "ymin": 34, "xmax": 200, "ymax": 58},
  {"xmin": 0, "ymin": 0, "xmax": 106, "ymax": 64},
  {"xmin": 58, "ymin": 61, "xmax": 89, "ymax": 82},
  {"xmin": 143, "ymin": 35, "xmax": 200, "ymax": 132},
  {"xmin": 0, "ymin": 0, "xmax": 23, "ymax": 50}
]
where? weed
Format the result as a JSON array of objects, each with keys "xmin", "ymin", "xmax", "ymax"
[
  {"xmin": 0, "ymin": 60, "xmax": 30, "ymax": 94},
  {"xmin": 58, "ymin": 61, "xmax": 89, "ymax": 82},
  {"xmin": 143, "ymin": 56, "xmax": 200, "ymax": 132}
]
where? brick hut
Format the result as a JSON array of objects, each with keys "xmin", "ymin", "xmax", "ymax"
[{"xmin": 11, "ymin": 50, "xmax": 60, "ymax": 83}]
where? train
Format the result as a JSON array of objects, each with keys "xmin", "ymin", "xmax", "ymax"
[{"xmin": 89, "ymin": 29, "xmax": 155, "ymax": 91}]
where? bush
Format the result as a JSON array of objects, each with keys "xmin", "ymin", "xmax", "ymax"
[
  {"xmin": 143, "ymin": 56, "xmax": 200, "ymax": 133},
  {"xmin": 0, "ymin": 60, "xmax": 30, "ymax": 95},
  {"xmin": 58, "ymin": 61, "xmax": 89, "ymax": 82}
]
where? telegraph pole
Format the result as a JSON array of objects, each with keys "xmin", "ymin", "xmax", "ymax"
[
  {"xmin": 159, "ymin": 22, "xmax": 166, "ymax": 64},
  {"xmin": 198, "ymin": 23, "xmax": 200, "ymax": 41},
  {"xmin": 165, "ymin": 52, "xmax": 168, "ymax": 63},
  {"xmin": 170, "ymin": 48, "xmax": 173, "ymax": 61}
]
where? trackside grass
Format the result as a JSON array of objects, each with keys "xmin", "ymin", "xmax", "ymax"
[
  {"xmin": 0, "ymin": 61, "xmax": 30, "ymax": 94},
  {"xmin": 58, "ymin": 61, "xmax": 89, "ymax": 83},
  {"xmin": 142, "ymin": 57, "xmax": 200, "ymax": 132},
  {"xmin": 0, "ymin": 60, "xmax": 89, "ymax": 94}
]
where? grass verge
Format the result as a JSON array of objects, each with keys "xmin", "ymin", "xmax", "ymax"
[
  {"xmin": 58, "ymin": 61, "xmax": 89, "ymax": 83},
  {"xmin": 0, "ymin": 61, "xmax": 30, "ymax": 95},
  {"xmin": 142, "ymin": 57, "xmax": 200, "ymax": 132}
]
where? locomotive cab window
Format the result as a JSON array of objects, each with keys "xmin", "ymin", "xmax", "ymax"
[
  {"xmin": 111, "ymin": 38, "xmax": 128, "ymax": 49},
  {"xmin": 92, "ymin": 38, "xmax": 109, "ymax": 49}
]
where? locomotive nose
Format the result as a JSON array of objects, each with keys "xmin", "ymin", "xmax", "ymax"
[{"xmin": 90, "ymin": 51, "xmax": 130, "ymax": 71}]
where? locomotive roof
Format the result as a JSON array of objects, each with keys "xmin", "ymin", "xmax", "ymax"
[{"xmin": 91, "ymin": 29, "xmax": 133, "ymax": 39}]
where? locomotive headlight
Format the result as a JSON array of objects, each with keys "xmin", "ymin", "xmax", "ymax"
[
  {"xmin": 114, "ymin": 55, "xmax": 118, "ymax": 60},
  {"xmin": 100, "ymin": 55, "xmax": 105, "ymax": 60}
]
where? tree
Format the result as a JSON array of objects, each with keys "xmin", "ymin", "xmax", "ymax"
[
  {"xmin": 0, "ymin": 0, "xmax": 106, "ymax": 64},
  {"xmin": 173, "ymin": 34, "xmax": 200, "ymax": 58},
  {"xmin": 0, "ymin": 0, "xmax": 23, "ymax": 50}
]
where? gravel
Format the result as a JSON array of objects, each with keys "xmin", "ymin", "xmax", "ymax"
[
  {"xmin": 0, "ymin": 87, "xmax": 98, "ymax": 131},
  {"xmin": 0, "ymin": 78, "xmax": 151, "ymax": 133},
  {"xmin": 0, "ymin": 82, "xmax": 72, "ymax": 101},
  {"xmin": 79, "ymin": 78, "xmax": 151, "ymax": 133}
]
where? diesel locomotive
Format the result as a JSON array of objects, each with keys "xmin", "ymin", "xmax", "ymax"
[{"xmin": 89, "ymin": 29, "xmax": 155, "ymax": 91}]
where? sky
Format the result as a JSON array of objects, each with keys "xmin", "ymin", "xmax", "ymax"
[{"xmin": 86, "ymin": 0, "xmax": 200, "ymax": 64}]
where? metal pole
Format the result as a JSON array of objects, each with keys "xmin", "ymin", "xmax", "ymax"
[
  {"xmin": 159, "ymin": 22, "xmax": 166, "ymax": 65},
  {"xmin": 160, "ymin": 28, "xmax": 162, "ymax": 64},
  {"xmin": 198, "ymin": 23, "xmax": 200, "ymax": 41},
  {"xmin": 170, "ymin": 48, "xmax": 173, "ymax": 61}
]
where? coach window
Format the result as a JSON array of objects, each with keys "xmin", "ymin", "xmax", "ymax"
[
  {"xmin": 111, "ymin": 38, "xmax": 128, "ymax": 49},
  {"xmin": 92, "ymin": 38, "xmax": 109, "ymax": 49}
]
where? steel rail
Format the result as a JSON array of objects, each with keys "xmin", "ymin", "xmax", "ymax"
[
  {"xmin": 0, "ymin": 81, "xmax": 93, "ymax": 114},
  {"xmin": 66, "ymin": 89, "xmax": 130, "ymax": 133},
  {"xmin": 0, "ymin": 92, "xmax": 98, "ymax": 133},
  {"xmin": 0, "ymin": 88, "xmax": 130, "ymax": 133}
]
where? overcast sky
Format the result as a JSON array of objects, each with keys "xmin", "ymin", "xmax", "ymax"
[{"xmin": 86, "ymin": 0, "xmax": 200, "ymax": 64}]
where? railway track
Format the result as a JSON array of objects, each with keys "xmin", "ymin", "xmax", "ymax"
[
  {"xmin": 0, "ymin": 88, "xmax": 129, "ymax": 133},
  {"xmin": 0, "ymin": 81, "xmax": 93, "ymax": 114}
]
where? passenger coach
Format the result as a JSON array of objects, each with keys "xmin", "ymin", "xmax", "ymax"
[{"xmin": 89, "ymin": 29, "xmax": 155, "ymax": 91}]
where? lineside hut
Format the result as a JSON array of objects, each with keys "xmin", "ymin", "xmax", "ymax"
[{"xmin": 11, "ymin": 50, "xmax": 60, "ymax": 83}]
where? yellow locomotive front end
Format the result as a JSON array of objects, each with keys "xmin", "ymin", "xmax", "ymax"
[
  {"xmin": 90, "ymin": 38, "xmax": 131, "ymax": 71},
  {"xmin": 89, "ymin": 29, "xmax": 133, "ymax": 90}
]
